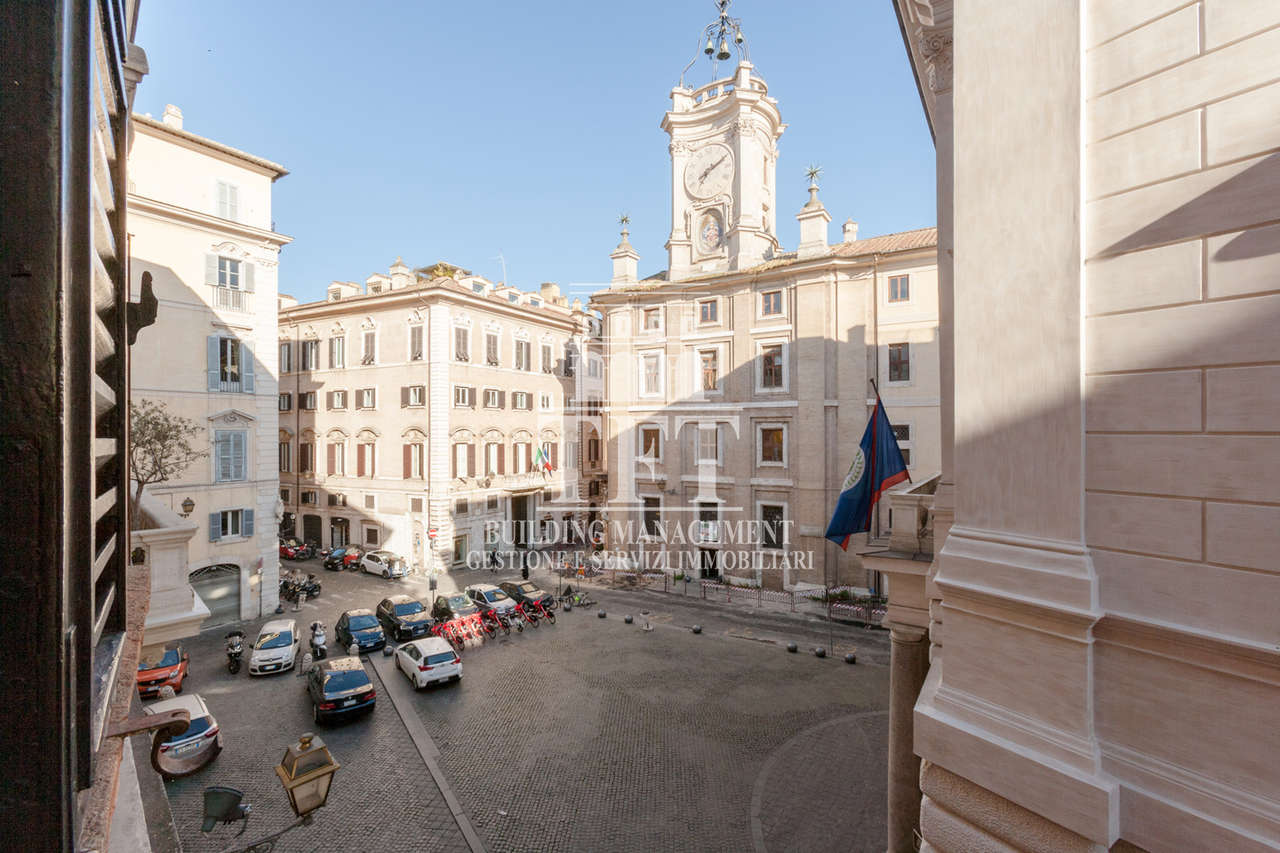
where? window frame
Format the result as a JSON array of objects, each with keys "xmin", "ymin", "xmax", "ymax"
[
  {"xmin": 696, "ymin": 344, "xmax": 723, "ymax": 395},
  {"xmin": 642, "ymin": 307, "xmax": 662, "ymax": 332},
  {"xmin": 329, "ymin": 336, "xmax": 345, "ymax": 369},
  {"xmin": 641, "ymin": 496, "xmax": 662, "ymax": 538},
  {"xmin": 887, "ymin": 342, "xmax": 911, "ymax": 385},
  {"xmin": 756, "ymin": 500, "xmax": 788, "ymax": 550},
  {"xmin": 698, "ymin": 299, "xmax": 719, "ymax": 325},
  {"xmin": 638, "ymin": 424, "xmax": 663, "ymax": 463},
  {"xmin": 453, "ymin": 385, "xmax": 475, "ymax": 408},
  {"xmin": 361, "ymin": 330, "xmax": 377, "ymax": 366},
  {"xmin": 888, "ymin": 274, "xmax": 911, "ymax": 304},
  {"xmin": 759, "ymin": 289, "xmax": 784, "ymax": 319},
  {"xmin": 756, "ymin": 422, "xmax": 788, "ymax": 468},
  {"xmin": 408, "ymin": 324, "xmax": 425, "ymax": 361},
  {"xmin": 639, "ymin": 349, "xmax": 664, "ymax": 399},
  {"xmin": 356, "ymin": 388, "xmax": 376, "ymax": 410},
  {"xmin": 755, "ymin": 339, "xmax": 789, "ymax": 394},
  {"xmin": 302, "ymin": 339, "xmax": 320, "ymax": 371}
]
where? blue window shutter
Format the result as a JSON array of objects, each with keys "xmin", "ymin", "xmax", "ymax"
[
  {"xmin": 209, "ymin": 512, "xmax": 221, "ymax": 541},
  {"xmin": 232, "ymin": 432, "xmax": 246, "ymax": 481},
  {"xmin": 205, "ymin": 253, "xmax": 219, "ymax": 286},
  {"xmin": 244, "ymin": 509, "xmax": 255, "ymax": 537},
  {"xmin": 243, "ymin": 262, "xmax": 255, "ymax": 292},
  {"xmin": 208, "ymin": 335, "xmax": 221, "ymax": 391},
  {"xmin": 242, "ymin": 343, "xmax": 255, "ymax": 393}
]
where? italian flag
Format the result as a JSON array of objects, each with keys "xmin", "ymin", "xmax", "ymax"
[{"xmin": 534, "ymin": 445, "xmax": 553, "ymax": 474}]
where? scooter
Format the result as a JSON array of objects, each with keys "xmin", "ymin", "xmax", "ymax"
[
  {"xmin": 225, "ymin": 631, "xmax": 244, "ymax": 674},
  {"xmin": 299, "ymin": 573, "xmax": 322, "ymax": 599},
  {"xmin": 309, "ymin": 621, "xmax": 328, "ymax": 660}
]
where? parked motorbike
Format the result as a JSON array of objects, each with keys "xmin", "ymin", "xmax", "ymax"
[
  {"xmin": 309, "ymin": 621, "xmax": 328, "ymax": 660},
  {"xmin": 299, "ymin": 573, "xmax": 322, "ymax": 598},
  {"xmin": 225, "ymin": 630, "xmax": 244, "ymax": 674}
]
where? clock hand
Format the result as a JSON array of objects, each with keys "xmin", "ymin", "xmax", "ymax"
[{"xmin": 699, "ymin": 155, "xmax": 728, "ymax": 184}]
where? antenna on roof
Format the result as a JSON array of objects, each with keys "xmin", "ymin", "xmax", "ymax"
[{"xmin": 493, "ymin": 253, "xmax": 508, "ymax": 287}]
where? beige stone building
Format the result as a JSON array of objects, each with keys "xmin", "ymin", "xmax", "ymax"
[
  {"xmin": 127, "ymin": 105, "xmax": 290, "ymax": 630},
  {"xmin": 591, "ymin": 60, "xmax": 939, "ymax": 590},
  {"xmin": 277, "ymin": 262, "xmax": 604, "ymax": 573},
  {"xmin": 873, "ymin": 1, "xmax": 1280, "ymax": 851}
]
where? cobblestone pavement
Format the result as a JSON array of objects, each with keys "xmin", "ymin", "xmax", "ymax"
[{"xmin": 162, "ymin": 560, "xmax": 890, "ymax": 852}]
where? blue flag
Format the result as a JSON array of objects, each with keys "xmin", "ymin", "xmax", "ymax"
[{"xmin": 825, "ymin": 398, "xmax": 911, "ymax": 550}]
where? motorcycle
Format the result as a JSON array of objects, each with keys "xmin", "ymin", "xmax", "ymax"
[
  {"xmin": 309, "ymin": 621, "xmax": 328, "ymax": 660},
  {"xmin": 225, "ymin": 630, "xmax": 244, "ymax": 674},
  {"xmin": 298, "ymin": 573, "xmax": 322, "ymax": 599}
]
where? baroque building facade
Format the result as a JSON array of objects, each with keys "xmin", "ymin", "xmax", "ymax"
[
  {"xmin": 127, "ymin": 106, "xmax": 290, "ymax": 629},
  {"xmin": 277, "ymin": 263, "xmax": 605, "ymax": 573},
  {"xmin": 592, "ymin": 60, "xmax": 940, "ymax": 590}
]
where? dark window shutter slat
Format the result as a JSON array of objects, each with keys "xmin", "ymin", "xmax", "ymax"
[
  {"xmin": 207, "ymin": 335, "xmax": 221, "ymax": 391},
  {"xmin": 401, "ymin": 386, "xmax": 409, "ymax": 408},
  {"xmin": 403, "ymin": 444, "xmax": 412, "ymax": 478},
  {"xmin": 328, "ymin": 443, "xmax": 336, "ymax": 474},
  {"xmin": 241, "ymin": 343, "xmax": 255, "ymax": 392},
  {"xmin": 498, "ymin": 444, "xmax": 505, "ymax": 475},
  {"xmin": 467, "ymin": 444, "xmax": 476, "ymax": 477},
  {"xmin": 208, "ymin": 512, "xmax": 221, "ymax": 542},
  {"xmin": 244, "ymin": 509, "xmax": 255, "ymax": 536},
  {"xmin": 551, "ymin": 443, "xmax": 558, "ymax": 469}
]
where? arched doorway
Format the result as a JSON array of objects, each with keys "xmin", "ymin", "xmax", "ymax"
[{"xmin": 189, "ymin": 563, "xmax": 241, "ymax": 627}]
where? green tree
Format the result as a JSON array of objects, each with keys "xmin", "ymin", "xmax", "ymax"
[{"xmin": 129, "ymin": 399, "xmax": 206, "ymax": 516}]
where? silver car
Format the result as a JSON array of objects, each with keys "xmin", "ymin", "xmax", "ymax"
[
  {"xmin": 249, "ymin": 618, "xmax": 299, "ymax": 675},
  {"xmin": 362, "ymin": 550, "xmax": 406, "ymax": 579}
]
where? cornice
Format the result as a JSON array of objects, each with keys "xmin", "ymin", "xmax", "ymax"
[
  {"xmin": 279, "ymin": 284, "xmax": 582, "ymax": 332},
  {"xmin": 128, "ymin": 194, "xmax": 293, "ymax": 247}
]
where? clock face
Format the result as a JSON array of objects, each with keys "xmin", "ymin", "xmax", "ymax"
[{"xmin": 684, "ymin": 144, "xmax": 734, "ymax": 199}]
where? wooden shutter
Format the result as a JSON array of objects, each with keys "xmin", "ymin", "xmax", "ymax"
[
  {"xmin": 243, "ymin": 262, "xmax": 255, "ymax": 292},
  {"xmin": 209, "ymin": 512, "xmax": 222, "ymax": 542},
  {"xmin": 403, "ymin": 444, "xmax": 412, "ymax": 478},
  {"xmin": 241, "ymin": 342, "xmax": 255, "ymax": 392},
  {"xmin": 497, "ymin": 390, "xmax": 506, "ymax": 408},
  {"xmin": 550, "ymin": 443, "xmax": 558, "ymax": 469},
  {"xmin": 467, "ymin": 444, "xmax": 476, "ymax": 477},
  {"xmin": 357, "ymin": 445, "xmax": 366, "ymax": 478},
  {"xmin": 451, "ymin": 445, "xmax": 459, "ymax": 479},
  {"xmin": 525, "ymin": 443, "xmax": 532, "ymax": 471},
  {"xmin": 207, "ymin": 335, "xmax": 221, "ymax": 390},
  {"xmin": 327, "ymin": 443, "xmax": 336, "ymax": 474},
  {"xmin": 497, "ymin": 444, "xmax": 505, "ymax": 475},
  {"xmin": 205, "ymin": 254, "xmax": 219, "ymax": 286},
  {"xmin": 244, "ymin": 509, "xmax": 255, "ymax": 536},
  {"xmin": 401, "ymin": 386, "xmax": 409, "ymax": 408},
  {"xmin": 325, "ymin": 391, "xmax": 333, "ymax": 410}
]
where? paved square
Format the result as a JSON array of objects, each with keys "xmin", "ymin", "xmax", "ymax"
[{"xmin": 162, "ymin": 562, "xmax": 889, "ymax": 852}]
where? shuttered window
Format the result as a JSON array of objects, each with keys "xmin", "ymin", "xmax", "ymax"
[
  {"xmin": 214, "ymin": 430, "xmax": 248, "ymax": 482},
  {"xmin": 409, "ymin": 325, "xmax": 424, "ymax": 360},
  {"xmin": 206, "ymin": 336, "xmax": 255, "ymax": 393},
  {"xmin": 328, "ymin": 442, "xmax": 345, "ymax": 475},
  {"xmin": 216, "ymin": 180, "xmax": 240, "ymax": 220},
  {"xmin": 329, "ymin": 336, "xmax": 345, "ymax": 368},
  {"xmin": 404, "ymin": 443, "xmax": 424, "ymax": 479}
]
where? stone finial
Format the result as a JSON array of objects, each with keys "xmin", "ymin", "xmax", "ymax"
[
  {"xmin": 843, "ymin": 219, "xmax": 859, "ymax": 243},
  {"xmin": 610, "ymin": 220, "xmax": 640, "ymax": 288},
  {"xmin": 796, "ymin": 184, "xmax": 832, "ymax": 259},
  {"xmin": 161, "ymin": 103, "xmax": 183, "ymax": 130}
]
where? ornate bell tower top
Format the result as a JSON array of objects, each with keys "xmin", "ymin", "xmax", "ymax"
[{"xmin": 662, "ymin": 2, "xmax": 785, "ymax": 282}]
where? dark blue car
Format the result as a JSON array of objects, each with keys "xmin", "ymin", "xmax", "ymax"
[
  {"xmin": 335, "ymin": 609, "xmax": 386, "ymax": 653},
  {"xmin": 306, "ymin": 656, "xmax": 375, "ymax": 724}
]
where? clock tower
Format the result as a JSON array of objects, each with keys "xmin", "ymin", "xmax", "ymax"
[{"xmin": 662, "ymin": 59, "xmax": 784, "ymax": 281}]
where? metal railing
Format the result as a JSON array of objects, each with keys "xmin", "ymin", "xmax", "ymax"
[{"xmin": 210, "ymin": 284, "xmax": 249, "ymax": 311}]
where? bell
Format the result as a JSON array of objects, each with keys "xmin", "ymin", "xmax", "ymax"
[
  {"xmin": 735, "ymin": 29, "xmax": 744, "ymax": 44},
  {"xmin": 716, "ymin": 38, "xmax": 731, "ymax": 60},
  {"xmin": 704, "ymin": 37, "xmax": 714, "ymax": 55}
]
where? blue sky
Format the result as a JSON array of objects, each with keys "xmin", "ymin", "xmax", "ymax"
[{"xmin": 135, "ymin": 1, "xmax": 934, "ymax": 305}]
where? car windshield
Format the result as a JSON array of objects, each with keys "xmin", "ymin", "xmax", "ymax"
[
  {"xmin": 394, "ymin": 602, "xmax": 423, "ymax": 616},
  {"xmin": 483, "ymin": 589, "xmax": 509, "ymax": 602},
  {"xmin": 323, "ymin": 670, "xmax": 371, "ymax": 694},
  {"xmin": 348, "ymin": 614, "xmax": 378, "ymax": 631},
  {"xmin": 163, "ymin": 716, "xmax": 211, "ymax": 744},
  {"xmin": 426, "ymin": 651, "xmax": 458, "ymax": 665},
  {"xmin": 446, "ymin": 595, "xmax": 470, "ymax": 610},
  {"xmin": 140, "ymin": 648, "xmax": 180, "ymax": 670},
  {"xmin": 256, "ymin": 631, "xmax": 292, "ymax": 650},
  {"xmin": 516, "ymin": 582, "xmax": 537, "ymax": 594}
]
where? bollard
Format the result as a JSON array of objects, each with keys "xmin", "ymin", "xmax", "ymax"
[
  {"xmin": 691, "ymin": 624, "xmax": 702, "ymax": 634},
  {"xmin": 624, "ymin": 615, "xmax": 633, "ymax": 624},
  {"xmin": 814, "ymin": 647, "xmax": 826, "ymax": 658},
  {"xmin": 564, "ymin": 602, "xmax": 572, "ymax": 612},
  {"xmin": 383, "ymin": 644, "xmax": 395, "ymax": 657},
  {"xmin": 844, "ymin": 653, "xmax": 857, "ymax": 665},
  {"xmin": 348, "ymin": 643, "xmax": 359, "ymax": 656},
  {"xmin": 786, "ymin": 642, "xmax": 798, "ymax": 653},
  {"xmin": 598, "ymin": 610, "xmax": 607, "ymax": 619}
]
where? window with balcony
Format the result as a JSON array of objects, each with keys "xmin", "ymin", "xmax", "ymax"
[{"xmin": 206, "ymin": 335, "xmax": 254, "ymax": 393}]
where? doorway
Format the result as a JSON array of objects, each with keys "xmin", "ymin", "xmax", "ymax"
[
  {"xmin": 303, "ymin": 514, "xmax": 322, "ymax": 544},
  {"xmin": 510, "ymin": 494, "xmax": 532, "ymax": 548},
  {"xmin": 330, "ymin": 517, "xmax": 349, "ymax": 548},
  {"xmin": 699, "ymin": 548, "xmax": 719, "ymax": 579}
]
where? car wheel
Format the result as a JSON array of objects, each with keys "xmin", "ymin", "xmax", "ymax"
[{"xmin": 383, "ymin": 569, "xmax": 390, "ymax": 579}]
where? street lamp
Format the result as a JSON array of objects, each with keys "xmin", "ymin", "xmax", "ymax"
[
  {"xmin": 275, "ymin": 732, "xmax": 340, "ymax": 819},
  {"xmin": 181, "ymin": 496, "xmax": 195, "ymax": 516}
]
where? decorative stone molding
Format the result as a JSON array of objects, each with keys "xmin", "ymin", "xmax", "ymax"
[
  {"xmin": 917, "ymin": 24, "xmax": 953, "ymax": 94},
  {"xmin": 669, "ymin": 139, "xmax": 694, "ymax": 155}
]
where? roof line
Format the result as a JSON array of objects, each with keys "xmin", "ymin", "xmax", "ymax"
[{"xmin": 132, "ymin": 113, "xmax": 289, "ymax": 178}]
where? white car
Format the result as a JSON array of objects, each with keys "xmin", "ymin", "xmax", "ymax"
[
  {"xmin": 395, "ymin": 637, "xmax": 462, "ymax": 689},
  {"xmin": 248, "ymin": 618, "xmax": 300, "ymax": 675},
  {"xmin": 361, "ymin": 550, "xmax": 406, "ymax": 579},
  {"xmin": 144, "ymin": 693, "xmax": 222, "ymax": 774},
  {"xmin": 465, "ymin": 583, "xmax": 516, "ymax": 615}
]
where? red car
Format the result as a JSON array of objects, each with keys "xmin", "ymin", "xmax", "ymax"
[{"xmin": 137, "ymin": 645, "xmax": 189, "ymax": 698}]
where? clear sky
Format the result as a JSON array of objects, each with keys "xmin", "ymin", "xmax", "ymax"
[{"xmin": 134, "ymin": 1, "xmax": 935, "ymax": 305}]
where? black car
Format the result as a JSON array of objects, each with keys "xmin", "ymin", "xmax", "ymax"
[
  {"xmin": 430, "ymin": 593, "xmax": 480, "ymax": 621},
  {"xmin": 306, "ymin": 656, "xmax": 376, "ymax": 724},
  {"xmin": 376, "ymin": 595, "xmax": 433, "ymax": 640},
  {"xmin": 500, "ymin": 580, "xmax": 554, "ymax": 608},
  {"xmin": 323, "ymin": 545, "xmax": 358, "ymax": 571},
  {"xmin": 335, "ymin": 609, "xmax": 386, "ymax": 653}
]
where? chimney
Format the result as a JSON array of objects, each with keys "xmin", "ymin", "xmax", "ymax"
[
  {"xmin": 843, "ymin": 219, "xmax": 859, "ymax": 243},
  {"xmin": 389, "ymin": 256, "xmax": 411, "ymax": 290},
  {"xmin": 795, "ymin": 185, "xmax": 832, "ymax": 259},
  {"xmin": 610, "ymin": 227, "xmax": 640, "ymax": 288},
  {"xmin": 540, "ymin": 282, "xmax": 561, "ymax": 302},
  {"xmin": 161, "ymin": 103, "xmax": 183, "ymax": 130}
]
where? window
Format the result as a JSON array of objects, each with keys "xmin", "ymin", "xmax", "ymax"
[
  {"xmin": 529, "ymin": 298, "xmax": 540, "ymax": 308},
  {"xmin": 640, "ymin": 426, "xmax": 661, "ymax": 461},
  {"xmin": 328, "ymin": 492, "xmax": 347, "ymax": 507},
  {"xmin": 280, "ymin": 488, "xmax": 291, "ymax": 504},
  {"xmin": 328, "ymin": 289, "xmax": 341, "ymax": 302},
  {"xmin": 483, "ymin": 388, "xmax": 502, "ymax": 408},
  {"xmin": 300, "ymin": 442, "xmax": 315, "ymax": 474},
  {"xmin": 213, "ymin": 508, "xmax": 247, "ymax": 539},
  {"xmin": 760, "ymin": 504, "xmax": 785, "ymax": 549},
  {"xmin": 696, "ymin": 425, "xmax": 721, "ymax": 464},
  {"xmin": 539, "ymin": 393, "xmax": 551, "ymax": 410},
  {"xmin": 455, "ymin": 498, "xmax": 469, "ymax": 515},
  {"xmin": 364, "ymin": 493, "xmax": 376, "ymax": 510},
  {"xmin": 564, "ymin": 343, "xmax": 576, "ymax": 377},
  {"xmin": 356, "ymin": 442, "xmax": 375, "ymax": 478},
  {"xmin": 409, "ymin": 325, "xmax": 424, "ymax": 360},
  {"xmin": 760, "ymin": 344, "xmax": 784, "ymax": 389},
  {"xmin": 487, "ymin": 495, "xmax": 499, "ymax": 511},
  {"xmin": 452, "ymin": 535, "xmax": 468, "ymax": 565},
  {"xmin": 410, "ymin": 496, "xmax": 424, "ymax": 513},
  {"xmin": 699, "ymin": 349, "xmax": 719, "ymax": 392},
  {"xmin": 328, "ymin": 442, "xmax": 346, "ymax": 476},
  {"xmin": 278, "ymin": 392, "xmax": 292, "ymax": 412},
  {"xmin": 362, "ymin": 331, "xmax": 376, "ymax": 365},
  {"xmin": 642, "ymin": 497, "xmax": 661, "ymax": 537},
  {"xmin": 643, "ymin": 308, "xmax": 661, "ymax": 330},
  {"xmin": 369, "ymin": 284, "xmax": 382, "ymax": 295},
  {"xmin": 302, "ymin": 340, "xmax": 320, "ymax": 370},
  {"xmin": 279, "ymin": 441, "xmax": 291, "ymax": 473},
  {"xmin": 761, "ymin": 290, "xmax": 782, "ymax": 316},
  {"xmin": 588, "ymin": 357, "xmax": 601, "ymax": 378},
  {"xmin": 454, "ymin": 326, "xmax": 470, "ymax": 362},
  {"xmin": 454, "ymin": 386, "xmax": 474, "ymax": 408},
  {"xmin": 759, "ymin": 425, "xmax": 786, "ymax": 465},
  {"xmin": 889, "ymin": 274, "xmax": 910, "ymax": 303},
  {"xmin": 888, "ymin": 343, "xmax": 910, "ymax": 382},
  {"xmin": 217, "ymin": 256, "xmax": 241, "ymax": 289},
  {"xmin": 279, "ymin": 341, "xmax": 292, "ymax": 373},
  {"xmin": 473, "ymin": 282, "xmax": 486, "ymax": 294},
  {"xmin": 699, "ymin": 300, "xmax": 718, "ymax": 324},
  {"xmin": 405, "ymin": 442, "xmax": 424, "ymax": 479},
  {"xmin": 214, "ymin": 430, "xmax": 247, "ymax": 482},
  {"xmin": 329, "ymin": 336, "xmax": 345, "ymax": 369},
  {"xmin": 515, "ymin": 339, "xmax": 531, "ymax": 371},
  {"xmin": 326, "ymin": 390, "xmax": 346, "ymax": 410},
  {"xmin": 513, "ymin": 442, "xmax": 530, "ymax": 474},
  {"xmin": 215, "ymin": 180, "xmax": 239, "ymax": 221},
  {"xmin": 698, "ymin": 502, "xmax": 720, "ymax": 543},
  {"xmin": 892, "ymin": 424, "xmax": 912, "ymax": 467},
  {"xmin": 541, "ymin": 343, "xmax": 554, "ymax": 374},
  {"xmin": 587, "ymin": 437, "xmax": 600, "ymax": 465},
  {"xmin": 301, "ymin": 391, "xmax": 317, "ymax": 410},
  {"xmin": 513, "ymin": 391, "xmax": 531, "ymax": 410},
  {"xmin": 452, "ymin": 442, "xmax": 475, "ymax": 478},
  {"xmin": 302, "ymin": 490, "xmax": 318, "ymax": 505},
  {"xmin": 485, "ymin": 442, "xmax": 503, "ymax": 476},
  {"xmin": 365, "ymin": 527, "xmax": 379, "ymax": 547},
  {"xmin": 485, "ymin": 332, "xmax": 499, "ymax": 366},
  {"xmin": 207, "ymin": 335, "xmax": 253, "ymax": 393},
  {"xmin": 642, "ymin": 353, "xmax": 661, "ymax": 396},
  {"xmin": 357, "ymin": 388, "xmax": 376, "ymax": 409},
  {"xmin": 402, "ymin": 385, "xmax": 425, "ymax": 407},
  {"xmin": 508, "ymin": 294, "xmax": 519, "ymax": 304},
  {"xmin": 218, "ymin": 337, "xmax": 240, "ymax": 387}
]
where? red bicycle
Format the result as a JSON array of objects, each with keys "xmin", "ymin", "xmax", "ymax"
[
  {"xmin": 479, "ymin": 608, "xmax": 508, "ymax": 637},
  {"xmin": 527, "ymin": 598, "xmax": 556, "ymax": 624},
  {"xmin": 513, "ymin": 601, "xmax": 540, "ymax": 628}
]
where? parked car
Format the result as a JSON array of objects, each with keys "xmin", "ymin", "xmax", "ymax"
[
  {"xmin": 323, "ymin": 545, "xmax": 362, "ymax": 572},
  {"xmin": 248, "ymin": 619, "xmax": 300, "ymax": 675},
  {"xmin": 394, "ymin": 637, "xmax": 462, "ymax": 689},
  {"xmin": 466, "ymin": 583, "xmax": 517, "ymax": 615},
  {"xmin": 280, "ymin": 538, "xmax": 315, "ymax": 560},
  {"xmin": 498, "ymin": 580, "xmax": 554, "ymax": 609},
  {"xmin": 361, "ymin": 550, "xmax": 406, "ymax": 579},
  {"xmin": 335, "ymin": 609, "xmax": 386, "ymax": 653},
  {"xmin": 306, "ymin": 656, "xmax": 376, "ymax": 725},
  {"xmin": 144, "ymin": 693, "xmax": 222, "ymax": 774},
  {"xmin": 376, "ymin": 595, "xmax": 433, "ymax": 640},
  {"xmin": 136, "ymin": 645, "xmax": 189, "ymax": 698},
  {"xmin": 279, "ymin": 539, "xmax": 302, "ymax": 561},
  {"xmin": 431, "ymin": 592, "xmax": 481, "ymax": 622}
]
